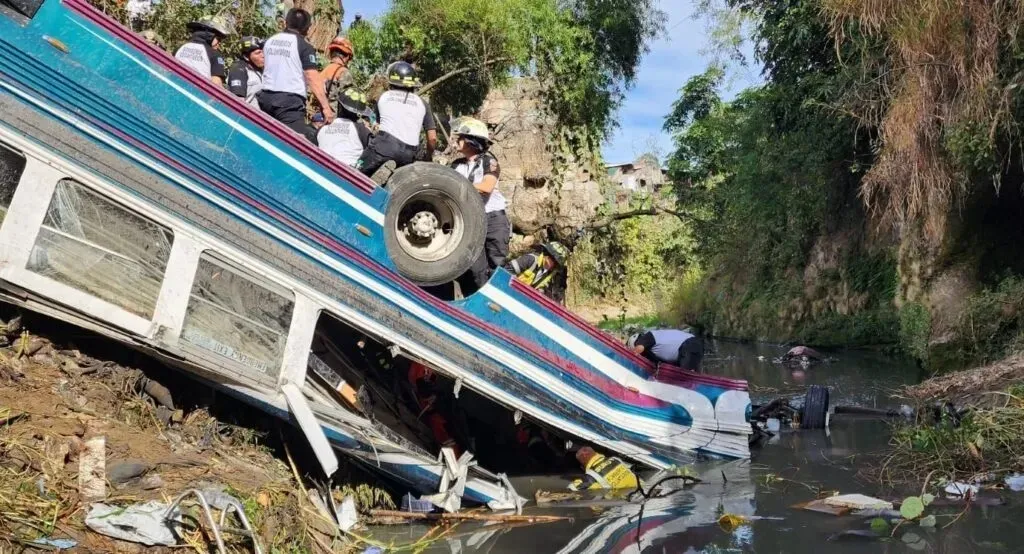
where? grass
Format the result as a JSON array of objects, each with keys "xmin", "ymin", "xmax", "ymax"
[
  {"xmin": 596, "ymin": 313, "xmax": 664, "ymax": 334},
  {"xmin": 879, "ymin": 386, "xmax": 1024, "ymax": 484}
]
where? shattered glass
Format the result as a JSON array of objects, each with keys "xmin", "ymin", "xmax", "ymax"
[
  {"xmin": 0, "ymin": 142, "xmax": 26, "ymax": 224},
  {"xmin": 27, "ymin": 179, "xmax": 173, "ymax": 318},
  {"xmin": 181, "ymin": 254, "xmax": 293, "ymax": 379}
]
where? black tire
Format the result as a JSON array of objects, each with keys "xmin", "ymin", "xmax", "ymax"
[
  {"xmin": 801, "ymin": 385, "xmax": 830, "ymax": 429},
  {"xmin": 384, "ymin": 163, "xmax": 485, "ymax": 286}
]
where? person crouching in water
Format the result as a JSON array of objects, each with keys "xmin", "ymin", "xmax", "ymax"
[
  {"xmin": 318, "ymin": 88, "xmax": 373, "ymax": 167},
  {"xmin": 568, "ymin": 447, "xmax": 638, "ymax": 491},
  {"xmin": 226, "ymin": 36, "xmax": 265, "ymax": 108},
  {"xmin": 356, "ymin": 61, "xmax": 437, "ymax": 177},
  {"xmin": 628, "ymin": 328, "xmax": 705, "ymax": 373},
  {"xmin": 451, "ymin": 118, "xmax": 509, "ymax": 295}
]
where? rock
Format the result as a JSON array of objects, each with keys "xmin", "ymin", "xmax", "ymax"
[
  {"xmin": 139, "ymin": 377, "xmax": 174, "ymax": 410},
  {"xmin": 106, "ymin": 459, "xmax": 151, "ymax": 485},
  {"xmin": 139, "ymin": 473, "xmax": 164, "ymax": 490}
]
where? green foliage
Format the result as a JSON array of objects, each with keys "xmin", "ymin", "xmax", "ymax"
[
  {"xmin": 349, "ymin": 0, "xmax": 663, "ymax": 148},
  {"xmin": 962, "ymin": 276, "xmax": 1024, "ymax": 363},
  {"xmin": 795, "ymin": 307, "xmax": 899, "ymax": 348},
  {"xmin": 125, "ymin": 0, "xmax": 278, "ymax": 60},
  {"xmin": 899, "ymin": 496, "xmax": 925, "ymax": 520},
  {"xmin": 569, "ymin": 206, "xmax": 696, "ymax": 306},
  {"xmin": 887, "ymin": 389, "xmax": 1024, "ymax": 482},
  {"xmin": 899, "ymin": 302, "xmax": 931, "ymax": 362}
]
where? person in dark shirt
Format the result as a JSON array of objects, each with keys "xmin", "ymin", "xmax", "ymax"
[
  {"xmin": 258, "ymin": 9, "xmax": 333, "ymax": 143},
  {"xmin": 174, "ymin": 15, "xmax": 231, "ymax": 86},
  {"xmin": 226, "ymin": 36, "xmax": 264, "ymax": 108},
  {"xmin": 628, "ymin": 329, "xmax": 704, "ymax": 372}
]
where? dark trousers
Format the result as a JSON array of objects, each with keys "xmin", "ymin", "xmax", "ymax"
[
  {"xmin": 357, "ymin": 131, "xmax": 418, "ymax": 177},
  {"xmin": 678, "ymin": 336, "xmax": 704, "ymax": 372},
  {"xmin": 458, "ymin": 210, "xmax": 511, "ymax": 296},
  {"xmin": 257, "ymin": 90, "xmax": 317, "ymax": 144}
]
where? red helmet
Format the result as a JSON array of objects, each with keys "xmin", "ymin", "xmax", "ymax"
[{"xmin": 328, "ymin": 36, "xmax": 354, "ymax": 57}]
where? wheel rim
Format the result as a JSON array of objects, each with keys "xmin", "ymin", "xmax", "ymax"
[{"xmin": 395, "ymin": 187, "xmax": 465, "ymax": 263}]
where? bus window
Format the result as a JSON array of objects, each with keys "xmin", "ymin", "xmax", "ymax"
[
  {"xmin": 27, "ymin": 179, "xmax": 174, "ymax": 318},
  {"xmin": 181, "ymin": 253, "xmax": 294, "ymax": 379},
  {"xmin": 0, "ymin": 142, "xmax": 26, "ymax": 224}
]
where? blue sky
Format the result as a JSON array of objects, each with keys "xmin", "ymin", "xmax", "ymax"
[{"xmin": 340, "ymin": 0, "xmax": 760, "ymax": 165}]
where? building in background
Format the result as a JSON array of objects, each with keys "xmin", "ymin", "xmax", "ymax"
[{"xmin": 605, "ymin": 154, "xmax": 669, "ymax": 194}]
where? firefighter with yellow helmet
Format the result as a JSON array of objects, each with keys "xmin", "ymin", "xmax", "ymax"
[{"xmin": 507, "ymin": 241, "xmax": 569, "ymax": 293}]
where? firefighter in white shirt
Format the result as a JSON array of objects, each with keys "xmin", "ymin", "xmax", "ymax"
[
  {"xmin": 226, "ymin": 36, "xmax": 265, "ymax": 108},
  {"xmin": 356, "ymin": 61, "xmax": 437, "ymax": 177},
  {"xmin": 450, "ymin": 118, "xmax": 510, "ymax": 295},
  {"xmin": 174, "ymin": 15, "xmax": 231, "ymax": 86},
  {"xmin": 318, "ymin": 88, "xmax": 373, "ymax": 167},
  {"xmin": 258, "ymin": 8, "xmax": 334, "ymax": 143}
]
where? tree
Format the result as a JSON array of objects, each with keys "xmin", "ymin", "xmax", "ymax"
[{"xmin": 348, "ymin": 0, "xmax": 664, "ymax": 150}]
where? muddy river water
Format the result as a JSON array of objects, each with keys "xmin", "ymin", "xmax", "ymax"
[{"xmin": 372, "ymin": 341, "xmax": 1024, "ymax": 553}]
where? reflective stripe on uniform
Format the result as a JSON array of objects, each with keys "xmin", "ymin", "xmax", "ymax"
[{"xmin": 175, "ymin": 41, "xmax": 211, "ymax": 77}]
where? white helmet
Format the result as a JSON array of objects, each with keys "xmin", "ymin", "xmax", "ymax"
[{"xmin": 626, "ymin": 333, "xmax": 640, "ymax": 349}]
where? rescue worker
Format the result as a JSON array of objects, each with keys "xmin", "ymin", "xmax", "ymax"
[
  {"xmin": 258, "ymin": 8, "xmax": 334, "ymax": 143},
  {"xmin": 628, "ymin": 328, "xmax": 705, "ymax": 372},
  {"xmin": 140, "ymin": 29, "xmax": 165, "ymax": 51},
  {"xmin": 507, "ymin": 241, "xmax": 569, "ymax": 292},
  {"xmin": 356, "ymin": 61, "xmax": 437, "ymax": 176},
  {"xmin": 407, "ymin": 362, "xmax": 467, "ymax": 456},
  {"xmin": 568, "ymin": 447, "xmax": 638, "ymax": 491},
  {"xmin": 450, "ymin": 117, "xmax": 508, "ymax": 295},
  {"xmin": 321, "ymin": 37, "xmax": 355, "ymax": 108},
  {"xmin": 174, "ymin": 15, "xmax": 231, "ymax": 86},
  {"xmin": 226, "ymin": 36, "xmax": 265, "ymax": 108},
  {"xmin": 318, "ymin": 88, "xmax": 373, "ymax": 167}
]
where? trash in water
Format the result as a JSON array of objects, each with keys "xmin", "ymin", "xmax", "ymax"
[
  {"xmin": 338, "ymin": 496, "xmax": 358, "ymax": 532},
  {"xmin": 823, "ymin": 494, "xmax": 894, "ymax": 511},
  {"xmin": 85, "ymin": 501, "xmax": 179, "ymax": 546},
  {"xmin": 534, "ymin": 490, "xmax": 583, "ymax": 504},
  {"xmin": 718, "ymin": 513, "xmax": 749, "ymax": 532},
  {"xmin": 765, "ymin": 418, "xmax": 781, "ymax": 433},
  {"xmin": 792, "ymin": 499, "xmax": 850, "ymax": 516},
  {"xmin": 944, "ymin": 482, "xmax": 979, "ymax": 498},
  {"xmin": 1005, "ymin": 474, "xmax": 1024, "ymax": 492}
]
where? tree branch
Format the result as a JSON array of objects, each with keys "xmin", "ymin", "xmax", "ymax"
[
  {"xmin": 420, "ymin": 57, "xmax": 514, "ymax": 95},
  {"xmin": 585, "ymin": 205, "xmax": 692, "ymax": 230}
]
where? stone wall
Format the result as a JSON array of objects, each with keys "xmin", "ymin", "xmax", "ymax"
[{"xmin": 477, "ymin": 79, "xmax": 604, "ymax": 241}]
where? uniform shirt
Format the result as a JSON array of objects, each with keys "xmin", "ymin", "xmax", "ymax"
[
  {"xmin": 321, "ymin": 62, "xmax": 355, "ymax": 105},
  {"xmin": 174, "ymin": 37, "xmax": 226, "ymax": 80},
  {"xmin": 262, "ymin": 29, "xmax": 318, "ymax": 97},
  {"xmin": 451, "ymin": 152, "xmax": 507, "ymax": 213},
  {"xmin": 317, "ymin": 118, "xmax": 370, "ymax": 166},
  {"xmin": 226, "ymin": 60, "xmax": 263, "ymax": 107},
  {"xmin": 377, "ymin": 90, "xmax": 435, "ymax": 147},
  {"xmin": 635, "ymin": 329, "xmax": 696, "ymax": 364}
]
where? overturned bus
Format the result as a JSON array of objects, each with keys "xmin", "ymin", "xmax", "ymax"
[{"xmin": 0, "ymin": 0, "xmax": 752, "ymax": 507}]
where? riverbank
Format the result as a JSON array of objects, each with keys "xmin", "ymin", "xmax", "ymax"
[{"xmin": 0, "ymin": 313, "xmax": 416, "ymax": 552}]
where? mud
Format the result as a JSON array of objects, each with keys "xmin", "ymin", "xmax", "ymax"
[{"xmin": 0, "ymin": 311, "xmax": 354, "ymax": 552}]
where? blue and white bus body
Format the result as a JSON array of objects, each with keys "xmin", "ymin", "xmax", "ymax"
[{"xmin": 0, "ymin": 0, "xmax": 751, "ymax": 506}]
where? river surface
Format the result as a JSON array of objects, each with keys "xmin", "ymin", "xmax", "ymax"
[{"xmin": 371, "ymin": 341, "xmax": 1024, "ymax": 553}]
